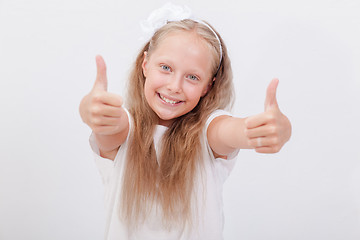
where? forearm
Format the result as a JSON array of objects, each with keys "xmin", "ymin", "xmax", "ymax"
[
  {"xmin": 216, "ymin": 116, "xmax": 252, "ymax": 150},
  {"xmin": 208, "ymin": 116, "xmax": 252, "ymax": 156},
  {"xmin": 94, "ymin": 127, "xmax": 128, "ymax": 153}
]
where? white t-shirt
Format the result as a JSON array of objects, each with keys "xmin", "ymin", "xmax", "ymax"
[{"xmin": 90, "ymin": 109, "xmax": 239, "ymax": 240}]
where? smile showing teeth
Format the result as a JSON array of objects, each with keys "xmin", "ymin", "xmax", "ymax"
[{"xmin": 159, "ymin": 93, "xmax": 181, "ymax": 104}]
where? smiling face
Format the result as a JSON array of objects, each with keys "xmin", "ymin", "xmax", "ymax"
[{"xmin": 142, "ymin": 30, "xmax": 214, "ymax": 126}]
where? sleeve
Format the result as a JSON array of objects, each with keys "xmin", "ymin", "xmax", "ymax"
[
  {"xmin": 89, "ymin": 133, "xmax": 115, "ymax": 184},
  {"xmin": 205, "ymin": 110, "xmax": 240, "ymax": 177},
  {"xmin": 88, "ymin": 107, "xmax": 132, "ymax": 185}
]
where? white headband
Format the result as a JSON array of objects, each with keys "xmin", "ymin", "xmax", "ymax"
[{"xmin": 140, "ymin": 3, "xmax": 223, "ymax": 70}]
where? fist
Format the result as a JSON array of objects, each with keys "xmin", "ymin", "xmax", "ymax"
[
  {"xmin": 79, "ymin": 55, "xmax": 126, "ymax": 135},
  {"xmin": 244, "ymin": 78, "xmax": 292, "ymax": 153}
]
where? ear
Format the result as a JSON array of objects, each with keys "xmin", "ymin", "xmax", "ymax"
[{"xmin": 142, "ymin": 51, "xmax": 148, "ymax": 77}]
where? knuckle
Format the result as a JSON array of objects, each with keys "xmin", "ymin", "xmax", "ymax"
[
  {"xmin": 273, "ymin": 145, "xmax": 281, "ymax": 153},
  {"xmin": 93, "ymin": 92, "xmax": 103, "ymax": 102},
  {"xmin": 89, "ymin": 117, "xmax": 98, "ymax": 126},
  {"xmin": 92, "ymin": 126, "xmax": 101, "ymax": 134},
  {"xmin": 266, "ymin": 113, "xmax": 276, "ymax": 123},
  {"xmin": 92, "ymin": 117, "xmax": 102, "ymax": 125},
  {"xmin": 114, "ymin": 125, "xmax": 122, "ymax": 133},
  {"xmin": 91, "ymin": 105, "xmax": 101, "ymax": 115},
  {"xmin": 271, "ymin": 136, "xmax": 279, "ymax": 145},
  {"xmin": 269, "ymin": 125, "xmax": 277, "ymax": 135}
]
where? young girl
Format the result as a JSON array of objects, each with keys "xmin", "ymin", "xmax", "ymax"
[{"xmin": 79, "ymin": 3, "xmax": 291, "ymax": 240}]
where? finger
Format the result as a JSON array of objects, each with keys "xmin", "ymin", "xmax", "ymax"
[
  {"xmin": 245, "ymin": 112, "xmax": 273, "ymax": 129},
  {"xmin": 100, "ymin": 92, "xmax": 123, "ymax": 107},
  {"xmin": 91, "ymin": 115, "xmax": 124, "ymax": 126},
  {"xmin": 93, "ymin": 92, "xmax": 123, "ymax": 107},
  {"xmin": 91, "ymin": 104, "xmax": 124, "ymax": 118},
  {"xmin": 245, "ymin": 125, "xmax": 276, "ymax": 138},
  {"xmin": 265, "ymin": 78, "xmax": 279, "ymax": 111},
  {"xmin": 248, "ymin": 137, "xmax": 277, "ymax": 148},
  {"xmin": 92, "ymin": 125, "xmax": 121, "ymax": 135},
  {"xmin": 255, "ymin": 146, "xmax": 280, "ymax": 154},
  {"xmin": 94, "ymin": 55, "xmax": 108, "ymax": 91}
]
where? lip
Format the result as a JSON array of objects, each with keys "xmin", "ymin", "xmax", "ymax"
[{"xmin": 157, "ymin": 92, "xmax": 184, "ymax": 105}]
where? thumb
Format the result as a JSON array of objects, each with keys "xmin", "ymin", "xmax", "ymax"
[
  {"xmin": 264, "ymin": 78, "xmax": 279, "ymax": 111},
  {"xmin": 94, "ymin": 55, "xmax": 108, "ymax": 91}
]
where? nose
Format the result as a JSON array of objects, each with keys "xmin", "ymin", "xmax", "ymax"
[{"xmin": 167, "ymin": 73, "xmax": 182, "ymax": 93}]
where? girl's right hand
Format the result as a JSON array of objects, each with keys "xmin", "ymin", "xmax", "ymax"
[{"xmin": 79, "ymin": 55, "xmax": 126, "ymax": 136}]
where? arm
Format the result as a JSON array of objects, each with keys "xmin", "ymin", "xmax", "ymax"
[
  {"xmin": 207, "ymin": 78, "xmax": 292, "ymax": 156},
  {"xmin": 207, "ymin": 116, "xmax": 250, "ymax": 156},
  {"xmin": 79, "ymin": 55, "xmax": 129, "ymax": 160}
]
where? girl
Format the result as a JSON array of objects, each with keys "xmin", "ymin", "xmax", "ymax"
[{"xmin": 79, "ymin": 4, "xmax": 291, "ymax": 240}]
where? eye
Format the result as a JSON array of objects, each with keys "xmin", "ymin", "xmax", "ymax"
[
  {"xmin": 161, "ymin": 65, "xmax": 171, "ymax": 72},
  {"xmin": 187, "ymin": 74, "xmax": 199, "ymax": 81}
]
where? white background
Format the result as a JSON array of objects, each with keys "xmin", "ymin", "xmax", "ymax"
[{"xmin": 0, "ymin": 0, "xmax": 359, "ymax": 239}]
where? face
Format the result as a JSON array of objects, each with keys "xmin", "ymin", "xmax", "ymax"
[{"xmin": 142, "ymin": 31, "xmax": 214, "ymax": 126}]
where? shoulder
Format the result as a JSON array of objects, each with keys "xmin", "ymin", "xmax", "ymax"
[
  {"xmin": 205, "ymin": 109, "xmax": 240, "ymax": 158},
  {"xmin": 205, "ymin": 109, "xmax": 233, "ymax": 131}
]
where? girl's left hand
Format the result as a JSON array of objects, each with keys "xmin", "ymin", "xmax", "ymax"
[{"xmin": 244, "ymin": 78, "xmax": 292, "ymax": 153}]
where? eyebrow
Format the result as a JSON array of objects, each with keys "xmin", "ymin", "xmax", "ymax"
[{"xmin": 156, "ymin": 56, "xmax": 207, "ymax": 76}]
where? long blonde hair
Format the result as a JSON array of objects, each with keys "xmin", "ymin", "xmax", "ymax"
[{"xmin": 122, "ymin": 19, "xmax": 234, "ymax": 230}]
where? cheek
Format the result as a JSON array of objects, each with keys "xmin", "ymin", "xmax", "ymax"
[
  {"xmin": 183, "ymin": 84, "xmax": 205, "ymax": 100},
  {"xmin": 146, "ymin": 71, "xmax": 167, "ymax": 89}
]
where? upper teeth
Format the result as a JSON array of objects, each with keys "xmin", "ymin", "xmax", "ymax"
[{"xmin": 160, "ymin": 94, "xmax": 180, "ymax": 104}]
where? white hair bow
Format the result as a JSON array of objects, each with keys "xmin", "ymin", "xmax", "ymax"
[
  {"xmin": 140, "ymin": 3, "xmax": 193, "ymax": 40},
  {"xmin": 139, "ymin": 3, "xmax": 222, "ymax": 70}
]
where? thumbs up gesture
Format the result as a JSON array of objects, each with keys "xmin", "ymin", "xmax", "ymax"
[
  {"xmin": 79, "ymin": 55, "xmax": 126, "ymax": 135},
  {"xmin": 244, "ymin": 78, "xmax": 292, "ymax": 153}
]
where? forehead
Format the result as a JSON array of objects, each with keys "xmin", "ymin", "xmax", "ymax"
[{"xmin": 149, "ymin": 30, "xmax": 215, "ymax": 75}]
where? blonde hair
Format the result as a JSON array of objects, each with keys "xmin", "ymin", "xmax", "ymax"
[{"xmin": 122, "ymin": 19, "xmax": 234, "ymax": 230}]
